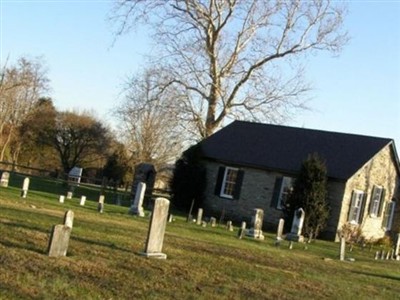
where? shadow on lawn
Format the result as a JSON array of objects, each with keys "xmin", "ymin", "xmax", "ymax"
[
  {"xmin": 352, "ymin": 271, "xmax": 400, "ymax": 281},
  {"xmin": 71, "ymin": 235, "xmax": 132, "ymax": 253}
]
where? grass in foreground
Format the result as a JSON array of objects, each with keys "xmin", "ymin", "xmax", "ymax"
[{"xmin": 1, "ymin": 185, "xmax": 399, "ymax": 299}]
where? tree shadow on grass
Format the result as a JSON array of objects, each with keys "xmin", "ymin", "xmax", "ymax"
[
  {"xmin": 0, "ymin": 239, "xmax": 47, "ymax": 255},
  {"xmin": 352, "ymin": 271, "xmax": 400, "ymax": 281}
]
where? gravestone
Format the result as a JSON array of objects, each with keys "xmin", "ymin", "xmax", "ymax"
[
  {"xmin": 131, "ymin": 163, "xmax": 156, "ymax": 208},
  {"xmin": 168, "ymin": 214, "xmax": 173, "ymax": 223},
  {"xmin": 395, "ymin": 233, "xmax": 400, "ymax": 260},
  {"xmin": 140, "ymin": 197, "xmax": 170, "ymax": 259},
  {"xmin": 238, "ymin": 221, "xmax": 247, "ymax": 239},
  {"xmin": 201, "ymin": 221, "xmax": 207, "ymax": 227},
  {"xmin": 116, "ymin": 194, "xmax": 122, "ymax": 206},
  {"xmin": 275, "ymin": 218, "xmax": 285, "ymax": 246},
  {"xmin": 226, "ymin": 221, "xmax": 234, "ymax": 231},
  {"xmin": 98, "ymin": 195, "xmax": 105, "ymax": 213},
  {"xmin": 246, "ymin": 208, "xmax": 265, "ymax": 240},
  {"xmin": 47, "ymin": 210, "xmax": 74, "ymax": 257},
  {"xmin": 196, "ymin": 208, "xmax": 203, "ymax": 225},
  {"xmin": 66, "ymin": 191, "xmax": 73, "ymax": 199},
  {"xmin": 129, "ymin": 182, "xmax": 146, "ymax": 217},
  {"xmin": 286, "ymin": 208, "xmax": 305, "ymax": 242},
  {"xmin": 63, "ymin": 210, "xmax": 74, "ymax": 228},
  {"xmin": 59, "ymin": 195, "xmax": 65, "ymax": 203},
  {"xmin": 339, "ymin": 237, "xmax": 346, "ymax": 261},
  {"xmin": 0, "ymin": 171, "xmax": 10, "ymax": 187},
  {"xmin": 20, "ymin": 177, "xmax": 30, "ymax": 198},
  {"xmin": 80, "ymin": 195, "xmax": 86, "ymax": 206},
  {"xmin": 209, "ymin": 217, "xmax": 217, "ymax": 227}
]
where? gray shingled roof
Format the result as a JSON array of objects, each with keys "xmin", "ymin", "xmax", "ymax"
[{"xmin": 199, "ymin": 121, "xmax": 397, "ymax": 180}]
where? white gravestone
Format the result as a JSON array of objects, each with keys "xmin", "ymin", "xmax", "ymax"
[
  {"xmin": 0, "ymin": 171, "xmax": 10, "ymax": 187},
  {"xmin": 63, "ymin": 210, "xmax": 74, "ymax": 228},
  {"xmin": 59, "ymin": 195, "xmax": 65, "ymax": 203},
  {"xmin": 226, "ymin": 221, "xmax": 234, "ymax": 231},
  {"xmin": 66, "ymin": 191, "xmax": 73, "ymax": 199},
  {"xmin": 275, "ymin": 218, "xmax": 285, "ymax": 246},
  {"xmin": 47, "ymin": 210, "xmax": 74, "ymax": 257},
  {"xmin": 129, "ymin": 182, "xmax": 146, "ymax": 217},
  {"xmin": 98, "ymin": 195, "xmax": 105, "ymax": 213},
  {"xmin": 286, "ymin": 208, "xmax": 305, "ymax": 242},
  {"xmin": 140, "ymin": 197, "xmax": 170, "ymax": 259},
  {"xmin": 246, "ymin": 208, "xmax": 265, "ymax": 240},
  {"xmin": 395, "ymin": 233, "xmax": 400, "ymax": 260},
  {"xmin": 80, "ymin": 195, "xmax": 86, "ymax": 206},
  {"xmin": 21, "ymin": 177, "xmax": 30, "ymax": 198},
  {"xmin": 238, "ymin": 221, "xmax": 247, "ymax": 239},
  {"xmin": 196, "ymin": 208, "xmax": 203, "ymax": 225},
  {"xmin": 339, "ymin": 237, "xmax": 346, "ymax": 261},
  {"xmin": 209, "ymin": 217, "xmax": 217, "ymax": 227}
]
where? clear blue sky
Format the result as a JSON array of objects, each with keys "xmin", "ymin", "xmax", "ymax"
[{"xmin": 1, "ymin": 1, "xmax": 400, "ymax": 147}]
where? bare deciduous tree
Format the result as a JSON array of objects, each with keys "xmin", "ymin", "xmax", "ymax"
[
  {"xmin": 114, "ymin": 69, "xmax": 186, "ymax": 172},
  {"xmin": 0, "ymin": 57, "xmax": 50, "ymax": 161},
  {"xmin": 111, "ymin": 0, "xmax": 348, "ymax": 138}
]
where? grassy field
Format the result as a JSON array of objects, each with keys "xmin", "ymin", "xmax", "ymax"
[{"xmin": 1, "ymin": 179, "xmax": 400, "ymax": 299}]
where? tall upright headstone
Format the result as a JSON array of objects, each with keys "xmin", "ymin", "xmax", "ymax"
[
  {"xmin": 140, "ymin": 197, "xmax": 170, "ymax": 259},
  {"xmin": 129, "ymin": 182, "xmax": 146, "ymax": 217},
  {"xmin": 196, "ymin": 208, "xmax": 203, "ymax": 225},
  {"xmin": 339, "ymin": 237, "xmax": 346, "ymax": 261},
  {"xmin": 226, "ymin": 221, "xmax": 234, "ymax": 231},
  {"xmin": 131, "ymin": 163, "xmax": 156, "ymax": 208},
  {"xmin": 20, "ymin": 177, "xmax": 30, "ymax": 198},
  {"xmin": 59, "ymin": 195, "xmax": 65, "ymax": 203},
  {"xmin": 63, "ymin": 210, "xmax": 74, "ymax": 228},
  {"xmin": 275, "ymin": 218, "xmax": 285, "ymax": 246},
  {"xmin": 286, "ymin": 208, "xmax": 305, "ymax": 242},
  {"xmin": 246, "ymin": 208, "xmax": 265, "ymax": 240},
  {"xmin": 395, "ymin": 233, "xmax": 400, "ymax": 260},
  {"xmin": 0, "ymin": 171, "xmax": 10, "ymax": 187},
  {"xmin": 238, "ymin": 221, "xmax": 247, "ymax": 239},
  {"xmin": 98, "ymin": 195, "xmax": 105, "ymax": 213}
]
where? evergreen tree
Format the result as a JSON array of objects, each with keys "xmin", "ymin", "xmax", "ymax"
[
  {"xmin": 170, "ymin": 145, "xmax": 206, "ymax": 211},
  {"xmin": 285, "ymin": 153, "xmax": 330, "ymax": 240}
]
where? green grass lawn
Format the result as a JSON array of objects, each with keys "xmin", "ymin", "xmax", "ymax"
[{"xmin": 1, "ymin": 182, "xmax": 399, "ymax": 299}]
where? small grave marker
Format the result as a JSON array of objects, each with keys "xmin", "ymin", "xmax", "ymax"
[
  {"xmin": 0, "ymin": 171, "xmax": 10, "ymax": 187},
  {"xmin": 238, "ymin": 221, "xmax": 246, "ymax": 239},
  {"xmin": 275, "ymin": 218, "xmax": 285, "ymax": 246},
  {"xmin": 47, "ymin": 210, "xmax": 74, "ymax": 257},
  {"xmin": 196, "ymin": 208, "xmax": 203, "ymax": 225},
  {"xmin": 80, "ymin": 195, "xmax": 86, "ymax": 206},
  {"xmin": 20, "ymin": 177, "xmax": 30, "ymax": 198},
  {"xmin": 246, "ymin": 208, "xmax": 265, "ymax": 240},
  {"xmin": 59, "ymin": 195, "xmax": 65, "ymax": 203},
  {"xmin": 98, "ymin": 195, "xmax": 105, "ymax": 213},
  {"xmin": 209, "ymin": 217, "xmax": 217, "ymax": 227},
  {"xmin": 339, "ymin": 237, "xmax": 346, "ymax": 261},
  {"xmin": 66, "ymin": 191, "xmax": 73, "ymax": 199}
]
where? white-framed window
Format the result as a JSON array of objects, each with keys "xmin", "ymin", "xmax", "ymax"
[
  {"xmin": 277, "ymin": 177, "xmax": 294, "ymax": 209},
  {"xmin": 220, "ymin": 167, "xmax": 239, "ymax": 199},
  {"xmin": 369, "ymin": 185, "xmax": 384, "ymax": 217},
  {"xmin": 348, "ymin": 190, "xmax": 365, "ymax": 224},
  {"xmin": 382, "ymin": 201, "xmax": 396, "ymax": 230}
]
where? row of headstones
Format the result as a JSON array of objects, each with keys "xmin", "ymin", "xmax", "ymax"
[
  {"xmin": 373, "ymin": 233, "xmax": 400, "ymax": 261},
  {"xmin": 48, "ymin": 197, "xmax": 171, "ymax": 259},
  {"xmin": 59, "ymin": 193, "xmax": 105, "ymax": 213},
  {"xmin": 192, "ymin": 207, "xmax": 306, "ymax": 243},
  {"xmin": 0, "ymin": 172, "xmax": 30, "ymax": 198}
]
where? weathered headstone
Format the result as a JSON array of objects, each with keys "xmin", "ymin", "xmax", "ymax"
[
  {"xmin": 20, "ymin": 177, "xmax": 30, "ymax": 198},
  {"xmin": 47, "ymin": 210, "xmax": 74, "ymax": 257},
  {"xmin": 374, "ymin": 251, "xmax": 379, "ymax": 260},
  {"xmin": 246, "ymin": 208, "xmax": 265, "ymax": 240},
  {"xmin": 140, "ymin": 197, "xmax": 170, "ymax": 259},
  {"xmin": 201, "ymin": 221, "xmax": 207, "ymax": 227},
  {"xmin": 226, "ymin": 221, "xmax": 234, "ymax": 231},
  {"xmin": 131, "ymin": 163, "xmax": 156, "ymax": 208},
  {"xmin": 80, "ymin": 195, "xmax": 86, "ymax": 206},
  {"xmin": 238, "ymin": 221, "xmax": 247, "ymax": 239},
  {"xmin": 286, "ymin": 208, "xmax": 305, "ymax": 242},
  {"xmin": 59, "ymin": 195, "xmax": 65, "ymax": 203},
  {"xmin": 339, "ymin": 237, "xmax": 346, "ymax": 261},
  {"xmin": 63, "ymin": 210, "xmax": 74, "ymax": 228},
  {"xmin": 129, "ymin": 182, "xmax": 146, "ymax": 217},
  {"xmin": 0, "ymin": 171, "xmax": 10, "ymax": 187},
  {"xmin": 168, "ymin": 214, "xmax": 173, "ymax": 223},
  {"xmin": 196, "ymin": 208, "xmax": 203, "ymax": 225},
  {"xmin": 276, "ymin": 218, "xmax": 285, "ymax": 243},
  {"xmin": 47, "ymin": 225, "xmax": 72, "ymax": 257},
  {"xmin": 98, "ymin": 195, "xmax": 105, "ymax": 213},
  {"xmin": 395, "ymin": 233, "xmax": 400, "ymax": 260},
  {"xmin": 209, "ymin": 217, "xmax": 217, "ymax": 227},
  {"xmin": 66, "ymin": 191, "xmax": 73, "ymax": 199}
]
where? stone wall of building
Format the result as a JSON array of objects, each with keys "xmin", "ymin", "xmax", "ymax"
[{"xmin": 337, "ymin": 144, "xmax": 399, "ymax": 241}]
